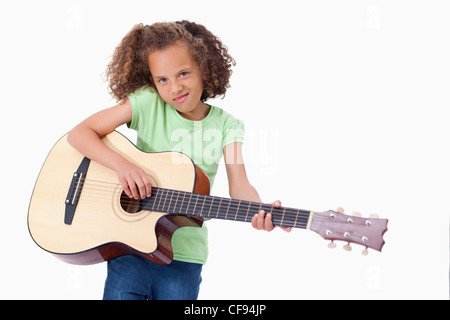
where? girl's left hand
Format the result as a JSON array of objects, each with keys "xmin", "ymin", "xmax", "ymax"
[{"xmin": 251, "ymin": 200, "xmax": 292, "ymax": 232}]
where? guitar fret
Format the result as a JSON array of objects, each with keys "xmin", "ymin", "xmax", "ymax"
[
  {"xmin": 185, "ymin": 193, "xmax": 193, "ymax": 216},
  {"xmin": 172, "ymin": 190, "xmax": 180, "ymax": 214},
  {"xmin": 167, "ymin": 189, "xmax": 174, "ymax": 213},
  {"xmin": 163, "ymin": 189, "xmax": 169, "ymax": 212},
  {"xmin": 192, "ymin": 194, "xmax": 199, "ymax": 217},
  {"xmin": 179, "ymin": 191, "xmax": 186, "ymax": 214},
  {"xmin": 156, "ymin": 188, "xmax": 164, "ymax": 212},
  {"xmin": 234, "ymin": 201, "xmax": 241, "ymax": 221},
  {"xmin": 151, "ymin": 188, "xmax": 159, "ymax": 211},
  {"xmin": 244, "ymin": 201, "xmax": 251, "ymax": 222},
  {"xmin": 224, "ymin": 199, "xmax": 231, "ymax": 220},
  {"xmin": 245, "ymin": 203, "xmax": 261, "ymax": 222},
  {"xmin": 293, "ymin": 209, "xmax": 299, "ymax": 228},
  {"xmin": 207, "ymin": 196, "xmax": 215, "ymax": 218},
  {"xmin": 198, "ymin": 194, "xmax": 205, "ymax": 217},
  {"xmin": 200, "ymin": 195, "xmax": 207, "ymax": 217},
  {"xmin": 280, "ymin": 207, "xmax": 286, "ymax": 226},
  {"xmin": 216, "ymin": 198, "xmax": 222, "ymax": 218},
  {"xmin": 162, "ymin": 188, "xmax": 169, "ymax": 212}
]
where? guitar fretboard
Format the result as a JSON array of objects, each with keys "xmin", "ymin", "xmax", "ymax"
[{"xmin": 140, "ymin": 187, "xmax": 311, "ymax": 229}]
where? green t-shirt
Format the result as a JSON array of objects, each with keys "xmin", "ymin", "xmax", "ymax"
[{"xmin": 127, "ymin": 87, "xmax": 244, "ymax": 264}]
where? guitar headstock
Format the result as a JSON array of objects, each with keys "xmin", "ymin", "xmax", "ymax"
[{"xmin": 309, "ymin": 209, "xmax": 388, "ymax": 255}]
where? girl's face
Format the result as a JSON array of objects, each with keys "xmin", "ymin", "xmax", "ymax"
[{"xmin": 148, "ymin": 41, "xmax": 209, "ymax": 121}]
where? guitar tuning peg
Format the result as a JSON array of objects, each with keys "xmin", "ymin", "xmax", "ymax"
[
  {"xmin": 343, "ymin": 243, "xmax": 352, "ymax": 252},
  {"xmin": 352, "ymin": 211, "xmax": 362, "ymax": 217},
  {"xmin": 362, "ymin": 247, "xmax": 369, "ymax": 256},
  {"xmin": 337, "ymin": 207, "xmax": 345, "ymax": 214},
  {"xmin": 369, "ymin": 213, "xmax": 380, "ymax": 219},
  {"xmin": 328, "ymin": 241, "xmax": 337, "ymax": 249}
]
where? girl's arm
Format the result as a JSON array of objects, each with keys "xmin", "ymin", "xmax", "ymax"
[
  {"xmin": 223, "ymin": 143, "xmax": 291, "ymax": 232},
  {"xmin": 67, "ymin": 99, "xmax": 152, "ymax": 200}
]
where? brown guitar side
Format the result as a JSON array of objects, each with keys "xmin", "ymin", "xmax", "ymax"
[
  {"xmin": 55, "ymin": 214, "xmax": 207, "ymax": 265},
  {"xmin": 143, "ymin": 165, "xmax": 209, "ymax": 265}
]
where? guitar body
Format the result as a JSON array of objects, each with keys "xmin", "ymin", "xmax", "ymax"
[{"xmin": 28, "ymin": 131, "xmax": 210, "ymax": 265}]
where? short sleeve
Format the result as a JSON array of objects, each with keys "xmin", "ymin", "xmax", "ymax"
[
  {"xmin": 127, "ymin": 87, "xmax": 160, "ymax": 131},
  {"xmin": 127, "ymin": 92, "xmax": 138, "ymax": 130},
  {"xmin": 222, "ymin": 117, "xmax": 245, "ymax": 149}
]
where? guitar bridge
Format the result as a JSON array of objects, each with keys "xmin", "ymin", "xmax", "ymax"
[{"xmin": 64, "ymin": 157, "xmax": 91, "ymax": 225}]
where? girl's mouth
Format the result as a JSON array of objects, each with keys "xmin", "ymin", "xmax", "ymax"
[{"xmin": 173, "ymin": 93, "xmax": 189, "ymax": 103}]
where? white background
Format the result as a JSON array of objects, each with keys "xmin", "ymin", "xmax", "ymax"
[{"xmin": 1, "ymin": 0, "xmax": 448, "ymax": 299}]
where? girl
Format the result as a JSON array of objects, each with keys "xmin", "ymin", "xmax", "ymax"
[{"xmin": 68, "ymin": 20, "xmax": 290, "ymax": 300}]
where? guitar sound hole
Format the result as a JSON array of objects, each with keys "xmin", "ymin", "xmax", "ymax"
[{"xmin": 120, "ymin": 191, "xmax": 142, "ymax": 214}]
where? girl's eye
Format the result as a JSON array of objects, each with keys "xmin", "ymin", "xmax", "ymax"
[
  {"xmin": 158, "ymin": 78, "xmax": 167, "ymax": 84},
  {"xmin": 180, "ymin": 72, "xmax": 188, "ymax": 78}
]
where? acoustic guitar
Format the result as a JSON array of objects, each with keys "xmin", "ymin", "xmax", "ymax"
[{"xmin": 28, "ymin": 131, "xmax": 388, "ymax": 265}]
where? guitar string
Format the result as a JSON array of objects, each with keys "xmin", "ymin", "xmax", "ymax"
[
  {"xmin": 73, "ymin": 179, "xmax": 365, "ymax": 226},
  {"xmin": 78, "ymin": 192, "xmax": 344, "ymax": 227},
  {"xmin": 78, "ymin": 196, "xmax": 309, "ymax": 227},
  {"xmin": 76, "ymin": 179, "xmax": 333, "ymax": 221},
  {"xmin": 77, "ymin": 190, "xmax": 339, "ymax": 226},
  {"xmin": 71, "ymin": 182, "xmax": 375, "ymax": 247},
  {"xmin": 78, "ymin": 180, "xmax": 311, "ymax": 217},
  {"xmin": 71, "ymin": 191, "xmax": 372, "ymax": 247},
  {"xmin": 73, "ymin": 181, "xmax": 312, "ymax": 227}
]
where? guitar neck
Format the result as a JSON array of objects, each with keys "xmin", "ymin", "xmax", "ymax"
[{"xmin": 140, "ymin": 187, "xmax": 312, "ymax": 229}]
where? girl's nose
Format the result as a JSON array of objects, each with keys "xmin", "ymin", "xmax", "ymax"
[{"xmin": 171, "ymin": 80, "xmax": 183, "ymax": 95}]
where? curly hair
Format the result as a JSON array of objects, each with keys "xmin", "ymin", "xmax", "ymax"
[{"xmin": 105, "ymin": 21, "xmax": 236, "ymax": 102}]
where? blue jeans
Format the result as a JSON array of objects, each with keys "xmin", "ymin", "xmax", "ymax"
[{"xmin": 103, "ymin": 255, "xmax": 203, "ymax": 300}]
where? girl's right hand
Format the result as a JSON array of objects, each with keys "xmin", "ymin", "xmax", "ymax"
[{"xmin": 116, "ymin": 161, "xmax": 152, "ymax": 200}]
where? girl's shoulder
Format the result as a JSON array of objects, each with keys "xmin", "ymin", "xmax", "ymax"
[
  {"xmin": 128, "ymin": 86, "xmax": 167, "ymax": 118},
  {"xmin": 209, "ymin": 105, "xmax": 241, "ymax": 123},
  {"xmin": 207, "ymin": 105, "xmax": 244, "ymax": 134},
  {"xmin": 127, "ymin": 86, "xmax": 167, "ymax": 131},
  {"xmin": 129, "ymin": 86, "xmax": 162, "ymax": 105}
]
